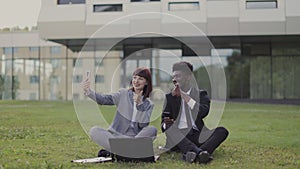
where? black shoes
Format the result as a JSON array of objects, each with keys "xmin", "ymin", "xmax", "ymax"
[
  {"xmin": 183, "ymin": 151, "xmax": 213, "ymax": 164},
  {"xmin": 98, "ymin": 149, "xmax": 115, "ymax": 162},
  {"xmin": 98, "ymin": 149, "xmax": 111, "ymax": 158},
  {"xmin": 183, "ymin": 151, "xmax": 197, "ymax": 163},
  {"xmin": 198, "ymin": 151, "xmax": 212, "ymax": 164}
]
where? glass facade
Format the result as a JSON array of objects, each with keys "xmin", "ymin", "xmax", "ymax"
[
  {"xmin": 0, "ymin": 46, "xmax": 70, "ymax": 100},
  {"xmin": 222, "ymin": 42, "xmax": 300, "ymax": 99},
  {"xmin": 1, "ymin": 38, "xmax": 300, "ymax": 100}
]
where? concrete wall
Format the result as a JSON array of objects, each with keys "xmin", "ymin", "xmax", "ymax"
[{"xmin": 38, "ymin": 0, "xmax": 300, "ymax": 40}]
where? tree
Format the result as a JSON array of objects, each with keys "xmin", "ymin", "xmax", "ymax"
[
  {"xmin": 0, "ymin": 75, "xmax": 20, "ymax": 99},
  {"xmin": 226, "ymin": 51, "xmax": 250, "ymax": 98}
]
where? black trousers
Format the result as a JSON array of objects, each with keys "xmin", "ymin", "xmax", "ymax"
[{"xmin": 165, "ymin": 126, "xmax": 229, "ymax": 154}]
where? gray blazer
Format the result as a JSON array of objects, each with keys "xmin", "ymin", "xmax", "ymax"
[{"xmin": 88, "ymin": 88, "xmax": 154, "ymax": 136}]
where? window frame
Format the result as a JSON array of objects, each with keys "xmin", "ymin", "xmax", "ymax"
[
  {"xmin": 30, "ymin": 75, "xmax": 39, "ymax": 84},
  {"xmin": 95, "ymin": 74, "xmax": 105, "ymax": 83},
  {"xmin": 93, "ymin": 4, "xmax": 123, "ymax": 12},
  {"xmin": 168, "ymin": 2, "xmax": 200, "ymax": 11},
  {"xmin": 57, "ymin": 0, "xmax": 85, "ymax": 5},
  {"xmin": 246, "ymin": 0, "xmax": 278, "ymax": 9},
  {"xmin": 73, "ymin": 75, "xmax": 83, "ymax": 83},
  {"xmin": 131, "ymin": 0, "xmax": 160, "ymax": 2},
  {"xmin": 50, "ymin": 46, "xmax": 61, "ymax": 55}
]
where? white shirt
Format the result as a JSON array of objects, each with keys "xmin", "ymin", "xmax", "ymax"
[{"xmin": 178, "ymin": 89, "xmax": 197, "ymax": 129}]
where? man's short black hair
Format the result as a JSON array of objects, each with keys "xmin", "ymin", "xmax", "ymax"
[{"xmin": 172, "ymin": 61, "xmax": 193, "ymax": 74}]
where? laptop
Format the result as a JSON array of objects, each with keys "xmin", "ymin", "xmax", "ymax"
[{"xmin": 109, "ymin": 137, "xmax": 158, "ymax": 163}]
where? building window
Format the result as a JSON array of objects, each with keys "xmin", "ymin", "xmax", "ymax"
[
  {"xmin": 3, "ymin": 47, "xmax": 18, "ymax": 54},
  {"xmin": 50, "ymin": 46, "xmax": 61, "ymax": 54},
  {"xmin": 13, "ymin": 47, "xmax": 18, "ymax": 53},
  {"xmin": 93, "ymin": 4, "xmax": 123, "ymax": 12},
  {"xmin": 73, "ymin": 93, "xmax": 80, "ymax": 100},
  {"xmin": 95, "ymin": 75, "xmax": 104, "ymax": 83},
  {"xmin": 29, "ymin": 93, "xmax": 37, "ymax": 100},
  {"xmin": 168, "ymin": 2, "xmax": 200, "ymax": 11},
  {"xmin": 51, "ymin": 59, "xmax": 61, "ymax": 68},
  {"xmin": 95, "ymin": 59, "xmax": 104, "ymax": 67},
  {"xmin": 3, "ymin": 47, "xmax": 12, "ymax": 54},
  {"xmin": 242, "ymin": 43, "xmax": 271, "ymax": 56},
  {"xmin": 73, "ymin": 58, "xmax": 82, "ymax": 67},
  {"xmin": 131, "ymin": 0, "xmax": 160, "ymax": 2},
  {"xmin": 50, "ymin": 76, "xmax": 60, "ymax": 85},
  {"xmin": 25, "ymin": 59, "xmax": 38, "ymax": 74},
  {"xmin": 30, "ymin": 75, "xmax": 39, "ymax": 84},
  {"xmin": 73, "ymin": 75, "xmax": 83, "ymax": 83},
  {"xmin": 246, "ymin": 0, "xmax": 277, "ymax": 9},
  {"xmin": 57, "ymin": 0, "xmax": 85, "ymax": 5},
  {"xmin": 29, "ymin": 47, "xmax": 39, "ymax": 52}
]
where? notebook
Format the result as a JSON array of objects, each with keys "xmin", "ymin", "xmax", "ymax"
[
  {"xmin": 71, "ymin": 157, "xmax": 112, "ymax": 163},
  {"xmin": 109, "ymin": 137, "xmax": 159, "ymax": 162}
]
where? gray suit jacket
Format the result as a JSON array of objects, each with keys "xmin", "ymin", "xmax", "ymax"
[{"xmin": 88, "ymin": 88, "xmax": 154, "ymax": 136}]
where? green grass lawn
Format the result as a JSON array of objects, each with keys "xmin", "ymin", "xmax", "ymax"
[{"xmin": 0, "ymin": 100, "xmax": 299, "ymax": 169}]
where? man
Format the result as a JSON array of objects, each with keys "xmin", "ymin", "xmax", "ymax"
[{"xmin": 161, "ymin": 61, "xmax": 228, "ymax": 164}]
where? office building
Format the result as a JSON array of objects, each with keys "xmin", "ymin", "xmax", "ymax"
[{"xmin": 1, "ymin": 0, "xmax": 299, "ymax": 100}]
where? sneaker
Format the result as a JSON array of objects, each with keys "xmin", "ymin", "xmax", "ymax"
[
  {"xmin": 97, "ymin": 149, "xmax": 111, "ymax": 158},
  {"xmin": 182, "ymin": 151, "xmax": 197, "ymax": 163},
  {"xmin": 197, "ymin": 151, "xmax": 211, "ymax": 164}
]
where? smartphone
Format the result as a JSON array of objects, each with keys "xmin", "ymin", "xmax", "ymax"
[
  {"xmin": 86, "ymin": 71, "xmax": 90, "ymax": 78},
  {"xmin": 172, "ymin": 79, "xmax": 177, "ymax": 85},
  {"xmin": 163, "ymin": 111, "xmax": 171, "ymax": 119}
]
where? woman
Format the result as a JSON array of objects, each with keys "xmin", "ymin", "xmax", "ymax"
[{"xmin": 81, "ymin": 67, "xmax": 157, "ymax": 157}]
